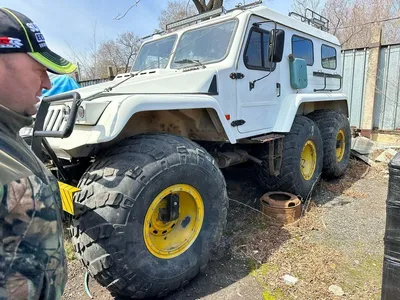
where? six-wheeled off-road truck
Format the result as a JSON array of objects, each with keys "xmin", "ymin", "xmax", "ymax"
[{"xmin": 31, "ymin": 2, "xmax": 350, "ymax": 298}]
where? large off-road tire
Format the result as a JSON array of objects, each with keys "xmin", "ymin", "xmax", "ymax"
[
  {"xmin": 256, "ymin": 116, "xmax": 323, "ymax": 199},
  {"xmin": 70, "ymin": 134, "xmax": 228, "ymax": 298},
  {"xmin": 307, "ymin": 110, "xmax": 351, "ymax": 179}
]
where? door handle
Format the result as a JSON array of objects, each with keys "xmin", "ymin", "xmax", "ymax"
[{"xmin": 276, "ymin": 83, "xmax": 281, "ymax": 97}]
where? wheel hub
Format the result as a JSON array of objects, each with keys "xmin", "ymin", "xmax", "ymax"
[
  {"xmin": 336, "ymin": 129, "xmax": 345, "ymax": 162},
  {"xmin": 144, "ymin": 184, "xmax": 204, "ymax": 259},
  {"xmin": 300, "ymin": 140, "xmax": 317, "ymax": 181}
]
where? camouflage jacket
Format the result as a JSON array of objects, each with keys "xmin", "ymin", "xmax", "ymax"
[{"xmin": 0, "ymin": 105, "xmax": 67, "ymax": 300}]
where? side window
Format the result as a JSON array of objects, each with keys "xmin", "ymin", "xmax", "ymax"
[
  {"xmin": 244, "ymin": 28, "xmax": 274, "ymax": 70},
  {"xmin": 292, "ymin": 35, "xmax": 314, "ymax": 66},
  {"xmin": 321, "ymin": 44, "xmax": 337, "ymax": 69}
]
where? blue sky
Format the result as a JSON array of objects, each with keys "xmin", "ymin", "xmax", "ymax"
[{"xmin": 2, "ymin": 0, "xmax": 293, "ymax": 59}]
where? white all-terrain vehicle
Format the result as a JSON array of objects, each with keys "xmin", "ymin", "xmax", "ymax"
[{"xmin": 32, "ymin": 2, "xmax": 350, "ymax": 298}]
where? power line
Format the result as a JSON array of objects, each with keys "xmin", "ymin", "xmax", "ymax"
[{"xmin": 332, "ymin": 15, "xmax": 400, "ymax": 30}]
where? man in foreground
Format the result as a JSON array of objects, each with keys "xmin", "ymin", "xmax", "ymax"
[{"xmin": 0, "ymin": 8, "xmax": 76, "ymax": 299}]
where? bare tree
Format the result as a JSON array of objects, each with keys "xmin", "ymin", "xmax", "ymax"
[
  {"xmin": 291, "ymin": 0, "xmax": 400, "ymax": 48},
  {"xmin": 97, "ymin": 40, "xmax": 122, "ymax": 77},
  {"xmin": 192, "ymin": 0, "xmax": 224, "ymax": 13},
  {"xmin": 117, "ymin": 0, "xmax": 225, "ymax": 21},
  {"xmin": 66, "ymin": 23, "xmax": 103, "ymax": 80},
  {"xmin": 97, "ymin": 32, "xmax": 141, "ymax": 76},
  {"xmin": 322, "ymin": 0, "xmax": 400, "ymax": 48},
  {"xmin": 117, "ymin": 32, "xmax": 141, "ymax": 72},
  {"xmin": 158, "ymin": 0, "xmax": 198, "ymax": 30},
  {"xmin": 291, "ymin": 0, "xmax": 321, "ymax": 16},
  {"xmin": 67, "ymin": 28, "xmax": 140, "ymax": 80}
]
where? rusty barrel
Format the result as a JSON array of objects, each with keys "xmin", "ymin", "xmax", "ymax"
[{"xmin": 260, "ymin": 192, "xmax": 301, "ymax": 224}]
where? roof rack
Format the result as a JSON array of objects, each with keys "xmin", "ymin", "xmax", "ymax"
[
  {"xmin": 227, "ymin": 0, "xmax": 263, "ymax": 12},
  {"xmin": 289, "ymin": 8, "xmax": 329, "ymax": 32}
]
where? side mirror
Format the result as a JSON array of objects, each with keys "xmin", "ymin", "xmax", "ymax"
[{"xmin": 269, "ymin": 29, "xmax": 285, "ymax": 63}]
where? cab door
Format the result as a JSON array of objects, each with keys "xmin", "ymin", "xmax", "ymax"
[{"xmin": 236, "ymin": 16, "xmax": 282, "ymax": 134}]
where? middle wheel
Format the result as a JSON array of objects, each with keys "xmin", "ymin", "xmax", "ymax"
[{"xmin": 256, "ymin": 116, "xmax": 324, "ymax": 199}]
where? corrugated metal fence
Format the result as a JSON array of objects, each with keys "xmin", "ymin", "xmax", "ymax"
[
  {"xmin": 341, "ymin": 49, "xmax": 370, "ymax": 128},
  {"xmin": 342, "ymin": 44, "xmax": 400, "ymax": 130},
  {"xmin": 373, "ymin": 45, "xmax": 400, "ymax": 130}
]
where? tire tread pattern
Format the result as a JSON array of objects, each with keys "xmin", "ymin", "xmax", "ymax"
[
  {"xmin": 307, "ymin": 110, "xmax": 351, "ymax": 179},
  {"xmin": 70, "ymin": 133, "xmax": 228, "ymax": 298}
]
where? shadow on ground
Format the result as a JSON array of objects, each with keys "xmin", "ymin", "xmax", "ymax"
[{"xmin": 313, "ymin": 159, "xmax": 370, "ymax": 206}]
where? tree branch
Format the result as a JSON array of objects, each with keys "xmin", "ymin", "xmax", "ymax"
[
  {"xmin": 192, "ymin": 0, "xmax": 206, "ymax": 13},
  {"xmin": 115, "ymin": 0, "xmax": 141, "ymax": 20}
]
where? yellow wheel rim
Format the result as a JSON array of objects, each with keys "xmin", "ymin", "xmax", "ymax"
[
  {"xmin": 300, "ymin": 140, "xmax": 317, "ymax": 181},
  {"xmin": 143, "ymin": 184, "xmax": 204, "ymax": 259},
  {"xmin": 336, "ymin": 129, "xmax": 345, "ymax": 162}
]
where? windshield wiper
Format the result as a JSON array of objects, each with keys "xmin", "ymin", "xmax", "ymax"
[{"xmin": 174, "ymin": 59, "xmax": 206, "ymax": 68}]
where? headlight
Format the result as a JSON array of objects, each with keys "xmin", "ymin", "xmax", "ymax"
[
  {"xmin": 78, "ymin": 106, "xmax": 85, "ymax": 119},
  {"xmin": 75, "ymin": 102, "xmax": 110, "ymax": 125}
]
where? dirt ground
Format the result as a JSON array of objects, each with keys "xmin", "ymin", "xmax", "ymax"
[{"xmin": 62, "ymin": 159, "xmax": 388, "ymax": 300}]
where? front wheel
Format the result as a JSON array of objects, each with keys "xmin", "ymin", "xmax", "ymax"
[
  {"xmin": 256, "ymin": 116, "xmax": 323, "ymax": 199},
  {"xmin": 70, "ymin": 134, "xmax": 228, "ymax": 298}
]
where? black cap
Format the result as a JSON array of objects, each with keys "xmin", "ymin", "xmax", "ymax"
[{"xmin": 0, "ymin": 8, "xmax": 76, "ymax": 74}]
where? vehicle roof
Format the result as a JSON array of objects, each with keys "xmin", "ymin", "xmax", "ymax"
[{"xmin": 145, "ymin": 4, "xmax": 340, "ymax": 47}]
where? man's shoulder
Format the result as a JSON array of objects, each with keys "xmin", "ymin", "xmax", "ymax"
[
  {"xmin": 0, "ymin": 147, "xmax": 33, "ymax": 185},
  {"xmin": 0, "ymin": 132, "xmax": 43, "ymax": 185}
]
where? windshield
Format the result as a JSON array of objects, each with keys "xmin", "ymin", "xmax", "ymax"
[
  {"xmin": 171, "ymin": 20, "xmax": 237, "ymax": 68},
  {"xmin": 132, "ymin": 35, "xmax": 177, "ymax": 71}
]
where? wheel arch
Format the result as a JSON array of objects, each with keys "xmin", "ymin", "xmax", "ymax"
[
  {"xmin": 114, "ymin": 107, "xmax": 231, "ymax": 144},
  {"xmin": 273, "ymin": 93, "xmax": 349, "ymax": 133},
  {"xmin": 107, "ymin": 94, "xmax": 237, "ymax": 144},
  {"xmin": 49, "ymin": 94, "xmax": 237, "ymax": 158}
]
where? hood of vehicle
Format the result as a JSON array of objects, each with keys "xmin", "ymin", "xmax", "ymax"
[{"xmin": 66, "ymin": 68, "xmax": 219, "ymax": 101}]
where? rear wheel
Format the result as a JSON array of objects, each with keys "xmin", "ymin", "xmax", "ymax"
[
  {"xmin": 307, "ymin": 110, "xmax": 351, "ymax": 179},
  {"xmin": 70, "ymin": 134, "xmax": 228, "ymax": 298},
  {"xmin": 256, "ymin": 116, "xmax": 323, "ymax": 199}
]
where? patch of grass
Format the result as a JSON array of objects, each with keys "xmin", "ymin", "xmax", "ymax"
[
  {"xmin": 251, "ymin": 262, "xmax": 279, "ymax": 278},
  {"xmin": 262, "ymin": 288, "xmax": 285, "ymax": 300},
  {"xmin": 338, "ymin": 254, "xmax": 383, "ymax": 298},
  {"xmin": 64, "ymin": 239, "xmax": 76, "ymax": 261}
]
